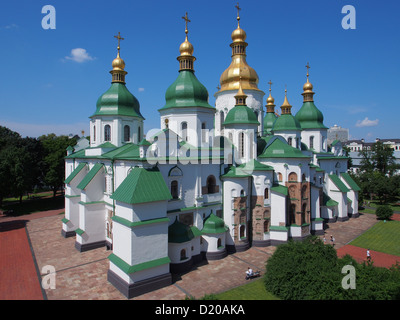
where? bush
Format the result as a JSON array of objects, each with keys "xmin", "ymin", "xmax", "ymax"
[
  {"xmin": 375, "ymin": 205, "xmax": 394, "ymax": 220},
  {"xmin": 264, "ymin": 236, "xmax": 400, "ymax": 300}
]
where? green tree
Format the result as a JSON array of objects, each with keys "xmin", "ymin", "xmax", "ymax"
[
  {"xmin": 39, "ymin": 134, "xmax": 77, "ymax": 197},
  {"xmin": 375, "ymin": 205, "xmax": 394, "ymax": 220}
]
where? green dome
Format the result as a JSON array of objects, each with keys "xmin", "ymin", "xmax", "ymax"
[
  {"xmin": 223, "ymin": 105, "xmax": 259, "ymax": 126},
  {"xmin": 160, "ymin": 70, "xmax": 213, "ymax": 110},
  {"xmin": 168, "ymin": 217, "xmax": 194, "ymax": 243},
  {"xmin": 92, "ymin": 83, "xmax": 143, "ymax": 119},
  {"xmin": 272, "ymin": 114, "xmax": 301, "ymax": 132},
  {"xmin": 202, "ymin": 213, "xmax": 228, "ymax": 234},
  {"xmin": 295, "ymin": 101, "xmax": 327, "ymax": 129},
  {"xmin": 264, "ymin": 112, "xmax": 278, "ymax": 133}
]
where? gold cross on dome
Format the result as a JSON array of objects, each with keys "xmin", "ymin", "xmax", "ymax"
[
  {"xmin": 268, "ymin": 80, "xmax": 273, "ymax": 91},
  {"xmin": 306, "ymin": 62, "xmax": 311, "ymax": 77},
  {"xmin": 235, "ymin": 2, "xmax": 241, "ymax": 18},
  {"xmin": 182, "ymin": 12, "xmax": 191, "ymax": 35},
  {"xmin": 114, "ymin": 32, "xmax": 124, "ymax": 51}
]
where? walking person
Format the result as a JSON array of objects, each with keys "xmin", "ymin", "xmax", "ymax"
[
  {"xmin": 367, "ymin": 249, "xmax": 371, "ymax": 262},
  {"xmin": 330, "ymin": 235, "xmax": 335, "ymax": 247}
]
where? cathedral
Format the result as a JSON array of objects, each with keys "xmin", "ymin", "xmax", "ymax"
[{"xmin": 62, "ymin": 8, "xmax": 360, "ymax": 299}]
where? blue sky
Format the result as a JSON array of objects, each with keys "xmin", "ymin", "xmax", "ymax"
[{"xmin": 0, "ymin": 0, "xmax": 399, "ymax": 141}]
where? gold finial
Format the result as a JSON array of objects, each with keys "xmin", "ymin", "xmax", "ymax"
[
  {"xmin": 114, "ymin": 32, "xmax": 124, "ymax": 54},
  {"xmin": 302, "ymin": 62, "xmax": 314, "ymax": 101},
  {"xmin": 306, "ymin": 62, "xmax": 311, "ymax": 78},
  {"xmin": 266, "ymin": 80, "xmax": 275, "ymax": 109},
  {"xmin": 268, "ymin": 80, "xmax": 273, "ymax": 93},
  {"xmin": 281, "ymin": 86, "xmax": 292, "ymax": 114},
  {"xmin": 182, "ymin": 12, "xmax": 191, "ymax": 37},
  {"xmin": 235, "ymin": 2, "xmax": 241, "ymax": 26}
]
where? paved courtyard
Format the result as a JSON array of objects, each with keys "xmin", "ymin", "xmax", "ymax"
[{"xmin": 0, "ymin": 211, "xmax": 383, "ymax": 300}]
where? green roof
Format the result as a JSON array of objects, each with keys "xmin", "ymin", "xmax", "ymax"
[
  {"xmin": 202, "ymin": 213, "xmax": 228, "ymax": 234},
  {"xmin": 259, "ymin": 138, "xmax": 310, "ymax": 159},
  {"xmin": 264, "ymin": 112, "xmax": 278, "ymax": 133},
  {"xmin": 64, "ymin": 162, "xmax": 87, "ymax": 184},
  {"xmin": 322, "ymin": 192, "xmax": 338, "ymax": 207},
  {"xmin": 272, "ymin": 114, "xmax": 301, "ymax": 132},
  {"xmin": 271, "ymin": 184, "xmax": 288, "ymax": 196},
  {"xmin": 168, "ymin": 218, "xmax": 195, "ymax": 243},
  {"xmin": 238, "ymin": 159, "xmax": 274, "ymax": 172},
  {"xmin": 341, "ymin": 172, "xmax": 361, "ymax": 192},
  {"xmin": 223, "ymin": 105, "xmax": 259, "ymax": 126},
  {"xmin": 329, "ymin": 174, "xmax": 350, "ymax": 193},
  {"xmin": 160, "ymin": 70, "xmax": 214, "ymax": 111},
  {"xmin": 221, "ymin": 166, "xmax": 251, "ymax": 178},
  {"xmin": 77, "ymin": 163, "xmax": 104, "ymax": 190},
  {"xmin": 138, "ymin": 139, "xmax": 151, "ymax": 146},
  {"xmin": 111, "ymin": 167, "xmax": 172, "ymax": 204},
  {"xmin": 92, "ymin": 82, "xmax": 144, "ymax": 119},
  {"xmin": 295, "ymin": 101, "xmax": 327, "ymax": 129}
]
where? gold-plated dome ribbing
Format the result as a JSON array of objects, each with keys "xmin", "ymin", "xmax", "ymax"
[
  {"xmin": 281, "ymin": 88, "xmax": 292, "ymax": 115},
  {"xmin": 218, "ymin": 3, "xmax": 261, "ymax": 92},
  {"xmin": 110, "ymin": 32, "xmax": 127, "ymax": 83},
  {"xmin": 266, "ymin": 80, "xmax": 276, "ymax": 113}
]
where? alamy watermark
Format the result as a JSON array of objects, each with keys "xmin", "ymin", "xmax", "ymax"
[
  {"xmin": 41, "ymin": 265, "xmax": 56, "ymax": 290},
  {"xmin": 341, "ymin": 264, "xmax": 356, "ymax": 289}
]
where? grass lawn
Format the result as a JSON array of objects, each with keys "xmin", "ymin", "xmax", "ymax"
[
  {"xmin": 350, "ymin": 220, "xmax": 400, "ymax": 256},
  {"xmin": 214, "ymin": 279, "xmax": 279, "ymax": 300},
  {"xmin": 0, "ymin": 192, "xmax": 64, "ymax": 216}
]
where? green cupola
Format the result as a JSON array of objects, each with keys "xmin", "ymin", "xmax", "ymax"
[
  {"xmin": 223, "ymin": 80, "xmax": 259, "ymax": 126},
  {"xmin": 263, "ymin": 80, "xmax": 277, "ymax": 134},
  {"xmin": 159, "ymin": 13, "xmax": 213, "ymax": 111},
  {"xmin": 91, "ymin": 33, "xmax": 144, "ymax": 119},
  {"xmin": 272, "ymin": 89, "xmax": 301, "ymax": 132},
  {"xmin": 295, "ymin": 64, "xmax": 327, "ymax": 129}
]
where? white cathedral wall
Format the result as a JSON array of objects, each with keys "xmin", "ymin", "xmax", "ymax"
[
  {"xmin": 301, "ymin": 129, "xmax": 328, "ymax": 153},
  {"xmin": 215, "ymin": 89, "xmax": 265, "ymax": 135}
]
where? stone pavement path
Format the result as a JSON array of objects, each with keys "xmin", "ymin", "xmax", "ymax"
[{"xmin": 0, "ymin": 210, "xmax": 387, "ymax": 300}]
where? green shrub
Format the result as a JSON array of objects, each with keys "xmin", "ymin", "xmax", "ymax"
[{"xmin": 375, "ymin": 205, "xmax": 394, "ymax": 220}]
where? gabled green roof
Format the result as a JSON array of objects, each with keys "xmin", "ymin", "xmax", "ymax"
[
  {"xmin": 111, "ymin": 167, "xmax": 172, "ymax": 204},
  {"xmin": 202, "ymin": 213, "xmax": 228, "ymax": 234},
  {"xmin": 138, "ymin": 139, "xmax": 151, "ymax": 146},
  {"xmin": 223, "ymin": 105, "xmax": 259, "ymax": 126},
  {"xmin": 160, "ymin": 70, "xmax": 214, "ymax": 111},
  {"xmin": 77, "ymin": 163, "xmax": 104, "ymax": 190},
  {"xmin": 259, "ymin": 138, "xmax": 310, "ymax": 159},
  {"xmin": 92, "ymin": 82, "xmax": 144, "ymax": 119},
  {"xmin": 272, "ymin": 114, "xmax": 301, "ymax": 132},
  {"xmin": 329, "ymin": 174, "xmax": 350, "ymax": 193},
  {"xmin": 168, "ymin": 217, "xmax": 195, "ymax": 243},
  {"xmin": 295, "ymin": 101, "xmax": 327, "ymax": 129},
  {"xmin": 341, "ymin": 172, "xmax": 361, "ymax": 192},
  {"xmin": 102, "ymin": 143, "xmax": 140, "ymax": 160},
  {"xmin": 64, "ymin": 162, "xmax": 87, "ymax": 184}
]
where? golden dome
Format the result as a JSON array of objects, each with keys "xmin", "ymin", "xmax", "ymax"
[
  {"xmin": 231, "ymin": 26, "xmax": 247, "ymax": 43},
  {"xmin": 112, "ymin": 52, "xmax": 125, "ymax": 71},
  {"xmin": 303, "ymin": 78, "xmax": 313, "ymax": 92},
  {"xmin": 179, "ymin": 36, "xmax": 194, "ymax": 56},
  {"xmin": 266, "ymin": 93, "xmax": 275, "ymax": 105}
]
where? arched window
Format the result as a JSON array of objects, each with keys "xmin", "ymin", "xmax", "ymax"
[
  {"xmin": 240, "ymin": 189, "xmax": 245, "ymax": 197},
  {"xmin": 104, "ymin": 125, "xmax": 111, "ymax": 141},
  {"xmin": 302, "ymin": 173, "xmax": 306, "ymax": 182},
  {"xmin": 138, "ymin": 126, "xmax": 141, "ymax": 142},
  {"xmin": 124, "ymin": 125, "xmax": 130, "ymax": 142},
  {"xmin": 240, "ymin": 225, "xmax": 245, "ymax": 238},
  {"xmin": 171, "ymin": 180, "xmax": 179, "ymax": 199},
  {"xmin": 288, "ymin": 137, "xmax": 292, "ymax": 146},
  {"xmin": 201, "ymin": 122, "xmax": 206, "ymax": 143},
  {"xmin": 301, "ymin": 203, "xmax": 307, "ymax": 225},
  {"xmin": 239, "ymin": 132, "xmax": 245, "ymax": 158},
  {"xmin": 309, "ymin": 136, "xmax": 314, "ymax": 149},
  {"xmin": 220, "ymin": 111, "xmax": 224, "ymax": 128},
  {"xmin": 217, "ymin": 238, "xmax": 222, "ymax": 248},
  {"xmin": 206, "ymin": 175, "xmax": 217, "ymax": 194},
  {"xmin": 264, "ymin": 220, "xmax": 270, "ymax": 233},
  {"xmin": 301, "ymin": 185, "xmax": 307, "ymax": 199},
  {"xmin": 93, "ymin": 125, "xmax": 96, "ymax": 142},
  {"xmin": 289, "ymin": 204, "xmax": 296, "ymax": 225},
  {"xmin": 181, "ymin": 122, "xmax": 188, "ymax": 141},
  {"xmin": 180, "ymin": 249, "xmax": 186, "ymax": 260},
  {"xmin": 264, "ymin": 188, "xmax": 269, "ymax": 199},
  {"xmin": 277, "ymin": 172, "xmax": 283, "ymax": 182},
  {"xmin": 288, "ymin": 172, "xmax": 297, "ymax": 182}
]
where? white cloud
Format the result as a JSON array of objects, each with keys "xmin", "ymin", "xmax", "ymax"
[
  {"xmin": 0, "ymin": 23, "xmax": 18, "ymax": 30},
  {"xmin": 355, "ymin": 117, "xmax": 379, "ymax": 128},
  {"xmin": 138, "ymin": 88, "xmax": 145, "ymax": 92},
  {"xmin": 65, "ymin": 48, "xmax": 95, "ymax": 63}
]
